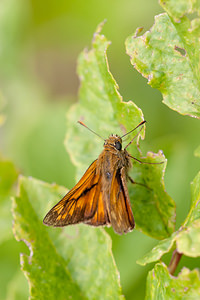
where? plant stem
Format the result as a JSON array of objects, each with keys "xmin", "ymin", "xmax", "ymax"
[{"xmin": 168, "ymin": 249, "xmax": 183, "ymax": 275}]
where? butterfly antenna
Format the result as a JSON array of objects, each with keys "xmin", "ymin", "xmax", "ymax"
[
  {"xmin": 124, "ymin": 126, "xmax": 143, "ymax": 150},
  {"xmin": 78, "ymin": 121, "xmax": 105, "ymax": 141},
  {"xmin": 121, "ymin": 120, "xmax": 146, "ymax": 139}
]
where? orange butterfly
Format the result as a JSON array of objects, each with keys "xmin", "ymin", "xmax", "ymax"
[{"xmin": 43, "ymin": 120, "xmax": 147, "ymax": 234}]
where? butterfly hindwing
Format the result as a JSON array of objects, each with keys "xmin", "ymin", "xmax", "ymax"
[{"xmin": 109, "ymin": 167, "xmax": 135, "ymax": 234}]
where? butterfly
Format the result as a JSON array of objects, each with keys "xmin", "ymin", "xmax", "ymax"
[{"xmin": 43, "ymin": 120, "xmax": 150, "ymax": 235}]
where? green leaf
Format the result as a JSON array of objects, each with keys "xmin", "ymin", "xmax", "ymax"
[
  {"xmin": 12, "ymin": 176, "xmax": 123, "ymax": 300},
  {"xmin": 0, "ymin": 157, "xmax": 21, "ymax": 300},
  {"xmin": 184, "ymin": 171, "xmax": 200, "ymax": 227},
  {"xmin": 66, "ymin": 22, "xmax": 144, "ymax": 175},
  {"xmin": 0, "ymin": 158, "xmax": 18, "ymax": 243},
  {"xmin": 177, "ymin": 220, "xmax": 200, "ymax": 257},
  {"xmin": 65, "ymin": 22, "xmax": 175, "ymax": 239},
  {"xmin": 160, "ymin": 0, "xmax": 200, "ymax": 21},
  {"xmin": 138, "ymin": 171, "xmax": 200, "ymax": 265},
  {"xmin": 129, "ymin": 151, "xmax": 175, "ymax": 239},
  {"xmin": 145, "ymin": 262, "xmax": 200, "ymax": 300},
  {"xmin": 137, "ymin": 233, "xmax": 176, "ymax": 266},
  {"xmin": 126, "ymin": 13, "xmax": 200, "ymax": 119},
  {"xmin": 175, "ymin": 172, "xmax": 200, "ymax": 256},
  {"xmin": 176, "ymin": 172, "xmax": 200, "ymax": 257}
]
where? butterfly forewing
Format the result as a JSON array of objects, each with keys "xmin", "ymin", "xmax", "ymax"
[
  {"xmin": 85, "ymin": 178, "xmax": 110, "ymax": 226},
  {"xmin": 43, "ymin": 160, "xmax": 103, "ymax": 226}
]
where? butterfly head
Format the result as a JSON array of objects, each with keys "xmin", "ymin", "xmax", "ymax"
[{"xmin": 104, "ymin": 134, "xmax": 122, "ymax": 151}]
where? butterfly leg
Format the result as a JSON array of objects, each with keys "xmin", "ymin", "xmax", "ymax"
[{"xmin": 128, "ymin": 176, "xmax": 152, "ymax": 190}]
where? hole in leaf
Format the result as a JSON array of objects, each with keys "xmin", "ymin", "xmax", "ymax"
[{"xmin": 174, "ymin": 46, "xmax": 186, "ymax": 56}]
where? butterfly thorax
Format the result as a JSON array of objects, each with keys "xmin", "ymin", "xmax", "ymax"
[{"xmin": 96, "ymin": 134, "xmax": 132, "ymax": 180}]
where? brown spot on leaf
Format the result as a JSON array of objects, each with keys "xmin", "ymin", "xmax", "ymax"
[{"xmin": 174, "ymin": 46, "xmax": 186, "ymax": 57}]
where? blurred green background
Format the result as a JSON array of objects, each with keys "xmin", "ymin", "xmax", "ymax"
[{"xmin": 0, "ymin": 0, "xmax": 200, "ymax": 299}]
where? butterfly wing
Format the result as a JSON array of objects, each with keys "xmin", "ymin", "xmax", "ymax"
[
  {"xmin": 109, "ymin": 166, "xmax": 135, "ymax": 234},
  {"xmin": 43, "ymin": 160, "xmax": 110, "ymax": 227},
  {"xmin": 85, "ymin": 178, "xmax": 110, "ymax": 227}
]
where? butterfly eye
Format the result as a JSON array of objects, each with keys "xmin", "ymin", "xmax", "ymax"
[{"xmin": 115, "ymin": 141, "xmax": 122, "ymax": 151}]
